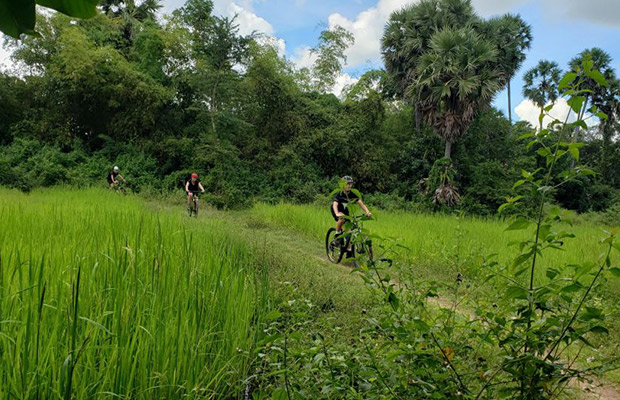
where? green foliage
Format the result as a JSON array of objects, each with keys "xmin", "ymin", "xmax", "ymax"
[
  {"xmin": 0, "ymin": 0, "xmax": 98, "ymax": 38},
  {"xmin": 0, "ymin": 189, "xmax": 266, "ymax": 398},
  {"xmin": 311, "ymin": 25, "xmax": 354, "ymax": 93},
  {"xmin": 0, "ymin": 2, "xmax": 619, "ymax": 217},
  {"xmin": 382, "ymin": 0, "xmax": 531, "ymax": 160}
]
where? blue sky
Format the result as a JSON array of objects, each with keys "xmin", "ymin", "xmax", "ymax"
[{"xmin": 2, "ymin": 0, "xmax": 620, "ymax": 125}]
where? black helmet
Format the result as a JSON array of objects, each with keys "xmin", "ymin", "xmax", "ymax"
[{"xmin": 342, "ymin": 175, "xmax": 354, "ymax": 184}]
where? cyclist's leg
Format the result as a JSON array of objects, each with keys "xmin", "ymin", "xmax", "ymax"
[{"xmin": 187, "ymin": 192, "xmax": 193, "ymax": 206}]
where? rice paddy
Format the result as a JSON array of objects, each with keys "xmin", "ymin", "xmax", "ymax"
[{"xmin": 0, "ymin": 188, "xmax": 266, "ymax": 399}]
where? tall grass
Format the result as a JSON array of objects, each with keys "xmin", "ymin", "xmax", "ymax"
[
  {"xmin": 251, "ymin": 202, "xmax": 611, "ymax": 284},
  {"xmin": 0, "ymin": 188, "xmax": 266, "ymax": 399}
]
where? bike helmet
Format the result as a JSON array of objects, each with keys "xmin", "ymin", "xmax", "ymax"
[
  {"xmin": 113, "ymin": 166, "xmax": 120, "ymax": 172},
  {"xmin": 191, "ymin": 173, "xmax": 198, "ymax": 178},
  {"xmin": 342, "ymin": 175, "xmax": 354, "ymax": 184}
]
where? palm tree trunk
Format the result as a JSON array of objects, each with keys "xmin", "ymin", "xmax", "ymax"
[
  {"xmin": 507, "ymin": 80, "xmax": 512, "ymax": 137},
  {"xmin": 444, "ymin": 140, "xmax": 452, "ymax": 159}
]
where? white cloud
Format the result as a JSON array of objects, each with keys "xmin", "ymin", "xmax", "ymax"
[
  {"xmin": 544, "ymin": 0, "xmax": 620, "ymax": 27},
  {"xmin": 471, "ymin": 0, "xmax": 529, "ymax": 17},
  {"xmin": 325, "ymin": 0, "xmax": 414, "ymax": 68},
  {"xmin": 332, "ymin": 73, "xmax": 358, "ymax": 97},
  {"xmin": 222, "ymin": 2, "xmax": 274, "ymax": 36},
  {"xmin": 514, "ymin": 98, "xmax": 597, "ymax": 129},
  {"xmin": 290, "ymin": 45, "xmax": 316, "ymax": 69},
  {"xmin": 322, "ymin": 0, "xmax": 538, "ymax": 69},
  {"xmin": 162, "ymin": 0, "xmax": 281, "ymax": 45}
]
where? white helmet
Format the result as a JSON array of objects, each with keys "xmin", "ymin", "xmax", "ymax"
[{"xmin": 113, "ymin": 166, "xmax": 120, "ymax": 172}]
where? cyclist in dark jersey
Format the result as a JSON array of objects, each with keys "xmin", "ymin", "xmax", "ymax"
[
  {"xmin": 331, "ymin": 175, "xmax": 372, "ymax": 247},
  {"xmin": 185, "ymin": 173, "xmax": 205, "ymax": 207},
  {"xmin": 107, "ymin": 166, "xmax": 125, "ymax": 189}
]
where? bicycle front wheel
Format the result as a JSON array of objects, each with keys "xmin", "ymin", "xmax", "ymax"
[{"xmin": 325, "ymin": 228, "xmax": 344, "ymax": 264}]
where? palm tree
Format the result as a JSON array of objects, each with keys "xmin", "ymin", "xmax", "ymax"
[
  {"xmin": 381, "ymin": 0, "xmax": 479, "ymax": 136},
  {"xmin": 598, "ymin": 78, "xmax": 620, "ymax": 181},
  {"xmin": 100, "ymin": 0, "xmax": 163, "ymax": 43},
  {"xmin": 568, "ymin": 48, "xmax": 615, "ymax": 142},
  {"xmin": 485, "ymin": 15, "xmax": 532, "ymax": 136},
  {"xmin": 522, "ymin": 60, "xmax": 562, "ymax": 131},
  {"xmin": 409, "ymin": 26, "xmax": 502, "ymax": 158}
]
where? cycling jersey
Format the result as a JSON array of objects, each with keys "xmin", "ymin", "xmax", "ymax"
[
  {"xmin": 330, "ymin": 190, "xmax": 360, "ymax": 221},
  {"xmin": 107, "ymin": 170, "xmax": 119, "ymax": 184},
  {"xmin": 187, "ymin": 180, "xmax": 201, "ymax": 193}
]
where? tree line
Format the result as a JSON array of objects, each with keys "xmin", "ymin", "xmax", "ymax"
[{"xmin": 0, "ymin": 0, "xmax": 618, "ymax": 215}]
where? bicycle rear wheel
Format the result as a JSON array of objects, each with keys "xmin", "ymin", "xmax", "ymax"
[
  {"xmin": 193, "ymin": 199, "xmax": 198, "ymax": 216},
  {"xmin": 325, "ymin": 228, "xmax": 344, "ymax": 264}
]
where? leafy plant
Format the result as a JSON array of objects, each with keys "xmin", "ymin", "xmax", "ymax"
[{"xmin": 0, "ymin": 0, "xmax": 99, "ymax": 38}]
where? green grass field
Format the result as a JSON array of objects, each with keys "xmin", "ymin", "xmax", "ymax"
[
  {"xmin": 0, "ymin": 188, "xmax": 266, "ymax": 399},
  {"xmin": 2, "ymin": 190, "xmax": 618, "ymax": 398},
  {"xmin": 250, "ymin": 202, "xmax": 614, "ymax": 286}
]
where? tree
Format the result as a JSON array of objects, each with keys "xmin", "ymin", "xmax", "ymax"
[
  {"xmin": 310, "ymin": 25, "xmax": 354, "ymax": 94},
  {"xmin": 382, "ymin": 0, "xmax": 528, "ymax": 159},
  {"xmin": 484, "ymin": 14, "xmax": 532, "ymax": 135},
  {"xmin": 382, "ymin": 0, "xmax": 478, "ymax": 135},
  {"xmin": 522, "ymin": 60, "xmax": 562, "ymax": 130},
  {"xmin": 568, "ymin": 48, "xmax": 618, "ymax": 171},
  {"xmin": 410, "ymin": 26, "xmax": 502, "ymax": 159},
  {"xmin": 100, "ymin": 0, "xmax": 163, "ymax": 45}
]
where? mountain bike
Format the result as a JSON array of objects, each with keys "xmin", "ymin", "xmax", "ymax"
[
  {"xmin": 112, "ymin": 181, "xmax": 128, "ymax": 195},
  {"xmin": 325, "ymin": 214, "xmax": 373, "ymax": 268},
  {"xmin": 188, "ymin": 192, "xmax": 200, "ymax": 217}
]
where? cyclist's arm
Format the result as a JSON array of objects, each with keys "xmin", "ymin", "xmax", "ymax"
[
  {"xmin": 332, "ymin": 201, "xmax": 343, "ymax": 217},
  {"xmin": 109, "ymin": 174, "xmax": 117, "ymax": 184},
  {"xmin": 185, "ymin": 182, "xmax": 190, "ymax": 193},
  {"xmin": 357, "ymin": 199, "xmax": 372, "ymax": 217},
  {"xmin": 118, "ymin": 174, "xmax": 125, "ymax": 182},
  {"xmin": 198, "ymin": 183, "xmax": 205, "ymax": 193}
]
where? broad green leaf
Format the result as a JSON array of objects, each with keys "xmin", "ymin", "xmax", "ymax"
[
  {"xmin": 387, "ymin": 292, "xmax": 399, "ymax": 311},
  {"xmin": 586, "ymin": 69, "xmax": 609, "ymax": 87},
  {"xmin": 561, "ymin": 283, "xmax": 582, "ymax": 293},
  {"xmin": 512, "ymin": 180, "xmax": 526, "ymax": 190},
  {"xmin": 0, "ymin": 0, "xmax": 36, "ymax": 38},
  {"xmin": 569, "ymin": 146, "xmax": 579, "ymax": 162},
  {"xmin": 498, "ymin": 203, "xmax": 511, "ymax": 214},
  {"xmin": 609, "ymin": 267, "xmax": 620, "ymax": 278},
  {"xmin": 589, "ymin": 326, "xmax": 609, "ymax": 334},
  {"xmin": 569, "ymin": 96, "xmax": 585, "ymax": 115},
  {"xmin": 411, "ymin": 318, "xmax": 430, "ymax": 333},
  {"xmin": 546, "ymin": 268, "xmax": 560, "ymax": 280},
  {"xmin": 581, "ymin": 306, "xmax": 603, "ymax": 321},
  {"xmin": 558, "ymin": 72, "xmax": 577, "ymax": 91},
  {"xmin": 512, "ymin": 252, "xmax": 532, "ymax": 268},
  {"xmin": 505, "ymin": 285, "xmax": 528, "ymax": 300},
  {"xmin": 596, "ymin": 111, "xmax": 608, "ymax": 121},
  {"xmin": 36, "ymin": 0, "xmax": 99, "ymax": 18},
  {"xmin": 264, "ymin": 310, "xmax": 282, "ymax": 321},
  {"xmin": 506, "ymin": 218, "xmax": 530, "ymax": 231}
]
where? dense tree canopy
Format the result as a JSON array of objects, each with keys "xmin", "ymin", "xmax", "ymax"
[{"xmin": 0, "ymin": 0, "xmax": 619, "ymax": 215}]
